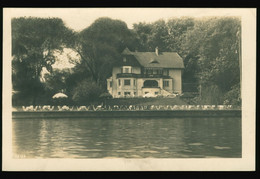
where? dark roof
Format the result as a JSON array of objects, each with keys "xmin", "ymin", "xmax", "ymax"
[
  {"xmin": 115, "ymin": 54, "xmax": 141, "ymax": 67},
  {"xmin": 121, "ymin": 48, "xmax": 184, "ymax": 69}
]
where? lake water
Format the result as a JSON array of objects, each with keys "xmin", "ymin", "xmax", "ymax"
[{"xmin": 12, "ymin": 117, "xmax": 241, "ymax": 158}]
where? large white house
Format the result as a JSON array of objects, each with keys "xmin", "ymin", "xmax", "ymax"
[{"xmin": 107, "ymin": 47, "xmax": 184, "ymax": 98}]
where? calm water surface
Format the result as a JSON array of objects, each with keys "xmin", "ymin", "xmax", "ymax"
[{"xmin": 13, "ymin": 117, "xmax": 241, "ymax": 158}]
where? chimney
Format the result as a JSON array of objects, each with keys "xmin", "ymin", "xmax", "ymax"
[{"xmin": 155, "ymin": 47, "xmax": 159, "ymax": 56}]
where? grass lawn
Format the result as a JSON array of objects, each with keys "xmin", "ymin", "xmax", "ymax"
[{"xmin": 105, "ymin": 97, "xmax": 187, "ymax": 106}]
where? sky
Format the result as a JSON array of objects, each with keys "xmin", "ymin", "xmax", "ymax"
[{"xmin": 9, "ymin": 8, "xmax": 244, "ymax": 31}]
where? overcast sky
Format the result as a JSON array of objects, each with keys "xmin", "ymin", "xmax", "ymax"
[{"xmin": 9, "ymin": 8, "xmax": 244, "ymax": 31}]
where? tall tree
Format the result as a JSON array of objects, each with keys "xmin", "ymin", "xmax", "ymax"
[
  {"xmin": 12, "ymin": 17, "xmax": 74, "ymax": 105},
  {"xmin": 166, "ymin": 17, "xmax": 195, "ymax": 54},
  {"xmin": 72, "ymin": 17, "xmax": 139, "ymax": 88},
  {"xmin": 133, "ymin": 22, "xmax": 153, "ymax": 51},
  {"xmin": 133, "ymin": 20, "xmax": 169, "ymax": 52},
  {"xmin": 147, "ymin": 19, "xmax": 169, "ymax": 51},
  {"xmin": 43, "ymin": 69, "xmax": 72, "ymax": 93},
  {"xmin": 182, "ymin": 17, "xmax": 241, "ymax": 104},
  {"xmin": 166, "ymin": 17, "xmax": 197, "ymax": 82}
]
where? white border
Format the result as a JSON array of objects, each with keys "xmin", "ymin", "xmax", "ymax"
[{"xmin": 2, "ymin": 8, "xmax": 256, "ymax": 171}]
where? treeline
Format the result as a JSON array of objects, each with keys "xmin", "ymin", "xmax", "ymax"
[{"xmin": 12, "ymin": 16, "xmax": 241, "ymax": 106}]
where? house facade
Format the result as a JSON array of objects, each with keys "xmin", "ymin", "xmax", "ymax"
[{"xmin": 107, "ymin": 47, "xmax": 184, "ymax": 98}]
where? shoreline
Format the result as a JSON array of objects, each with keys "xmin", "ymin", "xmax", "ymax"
[{"xmin": 12, "ymin": 110, "xmax": 241, "ymax": 119}]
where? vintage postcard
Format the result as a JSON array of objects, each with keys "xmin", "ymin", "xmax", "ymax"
[{"xmin": 2, "ymin": 8, "xmax": 256, "ymax": 171}]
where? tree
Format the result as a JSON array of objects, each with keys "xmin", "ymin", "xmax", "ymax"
[
  {"xmin": 12, "ymin": 17, "xmax": 74, "ymax": 105},
  {"xmin": 44, "ymin": 69, "xmax": 72, "ymax": 93},
  {"xmin": 223, "ymin": 83, "xmax": 241, "ymax": 105},
  {"xmin": 166, "ymin": 17, "xmax": 195, "ymax": 54},
  {"xmin": 71, "ymin": 17, "xmax": 139, "ymax": 89},
  {"xmin": 166, "ymin": 17, "xmax": 197, "ymax": 82},
  {"xmin": 182, "ymin": 17, "xmax": 241, "ymax": 104},
  {"xmin": 133, "ymin": 20, "xmax": 169, "ymax": 52},
  {"xmin": 133, "ymin": 22, "xmax": 153, "ymax": 51}
]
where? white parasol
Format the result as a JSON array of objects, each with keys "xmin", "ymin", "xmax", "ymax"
[{"xmin": 52, "ymin": 92, "xmax": 68, "ymax": 99}]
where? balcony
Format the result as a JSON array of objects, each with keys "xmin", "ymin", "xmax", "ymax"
[
  {"xmin": 142, "ymin": 86, "xmax": 161, "ymax": 88},
  {"xmin": 142, "ymin": 74, "xmax": 171, "ymax": 78},
  {"xmin": 117, "ymin": 73, "xmax": 140, "ymax": 78},
  {"xmin": 116, "ymin": 73, "xmax": 171, "ymax": 79}
]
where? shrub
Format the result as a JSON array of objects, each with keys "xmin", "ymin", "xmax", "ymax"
[
  {"xmin": 223, "ymin": 83, "xmax": 241, "ymax": 106},
  {"xmin": 71, "ymin": 79, "xmax": 103, "ymax": 105}
]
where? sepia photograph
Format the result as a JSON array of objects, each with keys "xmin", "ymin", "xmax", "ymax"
[{"xmin": 2, "ymin": 8, "xmax": 256, "ymax": 171}]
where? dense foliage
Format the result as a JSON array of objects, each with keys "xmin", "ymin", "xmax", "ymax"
[
  {"xmin": 12, "ymin": 16, "xmax": 241, "ymax": 106},
  {"xmin": 12, "ymin": 17, "xmax": 74, "ymax": 105}
]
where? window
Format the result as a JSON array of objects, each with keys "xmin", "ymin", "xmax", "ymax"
[
  {"xmin": 122, "ymin": 66, "xmax": 132, "ymax": 73},
  {"xmin": 118, "ymin": 92, "xmax": 121, "ymax": 95},
  {"xmin": 124, "ymin": 79, "xmax": 131, "ymax": 86},
  {"xmin": 134, "ymin": 92, "xmax": 136, "ymax": 96},
  {"xmin": 118, "ymin": 79, "xmax": 121, "ymax": 86},
  {"xmin": 146, "ymin": 68, "xmax": 163, "ymax": 75},
  {"xmin": 134, "ymin": 79, "xmax": 136, "ymax": 86},
  {"xmin": 150, "ymin": 59, "xmax": 159, "ymax": 64},
  {"xmin": 109, "ymin": 81, "xmax": 112, "ymax": 88},
  {"xmin": 155, "ymin": 92, "xmax": 159, "ymax": 95},
  {"xmin": 163, "ymin": 81, "xmax": 169, "ymax": 87},
  {"xmin": 145, "ymin": 92, "xmax": 149, "ymax": 94},
  {"xmin": 124, "ymin": 92, "xmax": 131, "ymax": 96}
]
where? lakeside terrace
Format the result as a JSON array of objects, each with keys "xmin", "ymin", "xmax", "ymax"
[
  {"xmin": 12, "ymin": 105, "xmax": 241, "ymax": 119},
  {"xmin": 14, "ymin": 104, "xmax": 241, "ymax": 112}
]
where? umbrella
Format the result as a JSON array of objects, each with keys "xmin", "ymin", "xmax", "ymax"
[{"xmin": 52, "ymin": 92, "xmax": 68, "ymax": 99}]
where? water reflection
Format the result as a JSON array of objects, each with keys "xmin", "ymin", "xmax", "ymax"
[{"xmin": 12, "ymin": 117, "xmax": 241, "ymax": 158}]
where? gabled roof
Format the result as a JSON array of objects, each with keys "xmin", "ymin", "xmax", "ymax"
[
  {"xmin": 115, "ymin": 54, "xmax": 141, "ymax": 67},
  {"xmin": 121, "ymin": 48, "xmax": 184, "ymax": 69}
]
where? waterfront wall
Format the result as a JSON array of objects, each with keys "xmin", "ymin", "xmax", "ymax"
[
  {"xmin": 15, "ymin": 104, "xmax": 240, "ymax": 112},
  {"xmin": 12, "ymin": 110, "xmax": 241, "ymax": 119}
]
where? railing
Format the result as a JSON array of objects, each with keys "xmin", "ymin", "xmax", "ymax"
[
  {"xmin": 117, "ymin": 73, "xmax": 139, "ymax": 78},
  {"xmin": 142, "ymin": 74, "xmax": 171, "ymax": 78},
  {"xmin": 142, "ymin": 86, "xmax": 160, "ymax": 88},
  {"xmin": 15, "ymin": 105, "xmax": 241, "ymax": 112},
  {"xmin": 116, "ymin": 73, "xmax": 171, "ymax": 79}
]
